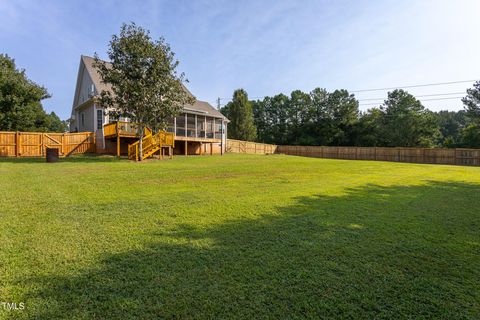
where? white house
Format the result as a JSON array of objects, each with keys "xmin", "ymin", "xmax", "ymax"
[{"xmin": 70, "ymin": 55, "xmax": 229, "ymax": 155}]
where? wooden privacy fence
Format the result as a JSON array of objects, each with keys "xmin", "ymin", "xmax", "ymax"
[
  {"xmin": 0, "ymin": 131, "xmax": 95, "ymax": 157},
  {"xmin": 227, "ymin": 139, "xmax": 277, "ymax": 154},
  {"xmin": 276, "ymin": 145, "xmax": 480, "ymax": 166}
]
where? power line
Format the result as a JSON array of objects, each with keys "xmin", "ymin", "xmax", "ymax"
[
  {"xmin": 214, "ymin": 96, "xmax": 264, "ymax": 103},
  {"xmin": 351, "ymin": 79, "xmax": 478, "ymax": 93},
  {"xmin": 359, "ymin": 96, "xmax": 464, "ymax": 106},
  {"xmin": 216, "ymin": 94, "xmax": 466, "ymax": 107},
  {"xmin": 358, "ymin": 91, "xmax": 466, "ymax": 102},
  {"xmin": 213, "ymin": 78, "xmax": 478, "ymax": 105}
]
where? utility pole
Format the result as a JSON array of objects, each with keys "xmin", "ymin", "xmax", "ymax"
[{"xmin": 217, "ymin": 97, "xmax": 224, "ymax": 156}]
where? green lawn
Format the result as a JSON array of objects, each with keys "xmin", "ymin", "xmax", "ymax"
[{"xmin": 1, "ymin": 154, "xmax": 480, "ymax": 319}]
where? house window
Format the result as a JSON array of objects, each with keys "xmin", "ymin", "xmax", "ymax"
[
  {"xmin": 81, "ymin": 113, "xmax": 85, "ymax": 127},
  {"xmin": 97, "ymin": 109, "xmax": 103, "ymax": 130}
]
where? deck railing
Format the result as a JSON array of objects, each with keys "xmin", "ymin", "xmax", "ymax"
[
  {"xmin": 128, "ymin": 131, "xmax": 175, "ymax": 161},
  {"xmin": 104, "ymin": 121, "xmax": 141, "ymax": 137}
]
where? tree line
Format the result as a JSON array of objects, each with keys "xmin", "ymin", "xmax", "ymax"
[
  {"xmin": 221, "ymin": 83, "xmax": 480, "ymax": 148},
  {"xmin": 0, "ymin": 54, "xmax": 67, "ymax": 132},
  {"xmin": 2, "ymin": 41, "xmax": 480, "ymax": 150}
]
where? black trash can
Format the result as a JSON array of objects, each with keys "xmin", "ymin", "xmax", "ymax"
[{"xmin": 46, "ymin": 147, "xmax": 59, "ymax": 163}]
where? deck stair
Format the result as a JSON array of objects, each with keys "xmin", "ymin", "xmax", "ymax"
[{"xmin": 128, "ymin": 130, "xmax": 175, "ymax": 161}]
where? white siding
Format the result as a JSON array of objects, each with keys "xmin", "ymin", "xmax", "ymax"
[
  {"xmin": 70, "ymin": 59, "xmax": 96, "ymax": 132},
  {"xmin": 78, "ymin": 104, "xmax": 95, "ymax": 132},
  {"xmin": 76, "ymin": 66, "xmax": 95, "ymax": 106}
]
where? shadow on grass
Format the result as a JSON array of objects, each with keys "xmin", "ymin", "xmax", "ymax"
[
  {"xmin": 0, "ymin": 154, "xmax": 123, "ymax": 164},
  {"xmin": 20, "ymin": 181, "xmax": 480, "ymax": 319}
]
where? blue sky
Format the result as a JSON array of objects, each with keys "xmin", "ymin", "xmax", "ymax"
[{"xmin": 1, "ymin": 0, "xmax": 480, "ymax": 119}]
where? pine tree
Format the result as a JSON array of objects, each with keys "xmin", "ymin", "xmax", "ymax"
[{"xmin": 226, "ymin": 89, "xmax": 257, "ymax": 141}]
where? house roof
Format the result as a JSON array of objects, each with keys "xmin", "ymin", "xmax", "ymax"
[
  {"xmin": 77, "ymin": 55, "xmax": 228, "ymax": 121},
  {"xmin": 81, "ymin": 55, "xmax": 112, "ymax": 94},
  {"xmin": 185, "ymin": 100, "xmax": 227, "ymax": 119}
]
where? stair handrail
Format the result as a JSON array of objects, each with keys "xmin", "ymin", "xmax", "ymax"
[{"xmin": 128, "ymin": 129, "xmax": 175, "ymax": 161}]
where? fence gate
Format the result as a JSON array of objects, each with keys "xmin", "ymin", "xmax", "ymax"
[
  {"xmin": 43, "ymin": 133, "xmax": 63, "ymax": 154},
  {"xmin": 19, "ymin": 132, "xmax": 42, "ymax": 156},
  {"xmin": 0, "ymin": 131, "xmax": 95, "ymax": 157}
]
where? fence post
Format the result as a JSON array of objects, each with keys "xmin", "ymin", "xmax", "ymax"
[
  {"xmin": 15, "ymin": 132, "xmax": 19, "ymax": 157},
  {"xmin": 116, "ymin": 122, "xmax": 121, "ymax": 158},
  {"xmin": 40, "ymin": 133, "xmax": 44, "ymax": 156},
  {"xmin": 62, "ymin": 133, "xmax": 66, "ymax": 156}
]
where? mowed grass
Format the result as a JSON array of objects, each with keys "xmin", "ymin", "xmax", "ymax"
[{"xmin": 1, "ymin": 154, "xmax": 480, "ymax": 319}]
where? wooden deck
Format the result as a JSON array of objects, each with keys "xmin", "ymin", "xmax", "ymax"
[
  {"xmin": 175, "ymin": 135, "xmax": 221, "ymax": 143},
  {"xmin": 104, "ymin": 122, "xmax": 141, "ymax": 138},
  {"xmin": 104, "ymin": 121, "xmax": 223, "ymax": 157},
  {"xmin": 104, "ymin": 122, "xmax": 221, "ymax": 142}
]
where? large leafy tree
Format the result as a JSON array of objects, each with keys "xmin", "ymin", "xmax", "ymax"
[
  {"xmin": 459, "ymin": 81, "xmax": 480, "ymax": 147},
  {"xmin": 233, "ymin": 87, "xmax": 474, "ymax": 149},
  {"xmin": 460, "ymin": 124, "xmax": 480, "ymax": 148},
  {"xmin": 354, "ymin": 108, "xmax": 384, "ymax": 147},
  {"xmin": 251, "ymin": 88, "xmax": 359, "ymax": 146},
  {"xmin": 267, "ymin": 94, "xmax": 290, "ymax": 144},
  {"xmin": 288, "ymin": 90, "xmax": 312, "ymax": 145},
  {"xmin": 434, "ymin": 110, "xmax": 467, "ymax": 147},
  {"xmin": 462, "ymin": 81, "xmax": 480, "ymax": 123},
  {"xmin": 252, "ymin": 94, "xmax": 293, "ymax": 145},
  {"xmin": 94, "ymin": 23, "xmax": 194, "ymax": 160},
  {"xmin": 251, "ymin": 99, "xmax": 268, "ymax": 142},
  {"xmin": 0, "ymin": 54, "xmax": 66, "ymax": 132},
  {"xmin": 324, "ymin": 89, "xmax": 359, "ymax": 146},
  {"xmin": 225, "ymin": 89, "xmax": 257, "ymax": 141},
  {"xmin": 379, "ymin": 89, "xmax": 439, "ymax": 147},
  {"xmin": 309, "ymin": 88, "xmax": 329, "ymax": 145}
]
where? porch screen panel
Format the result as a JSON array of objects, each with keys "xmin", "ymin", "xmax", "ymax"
[
  {"xmin": 196, "ymin": 115, "xmax": 205, "ymax": 138},
  {"xmin": 206, "ymin": 117, "xmax": 214, "ymax": 139},
  {"xmin": 187, "ymin": 114, "xmax": 196, "ymax": 138},
  {"xmin": 176, "ymin": 113, "xmax": 186, "ymax": 137},
  {"xmin": 214, "ymin": 119, "xmax": 222, "ymax": 139},
  {"xmin": 166, "ymin": 117, "xmax": 174, "ymax": 133}
]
